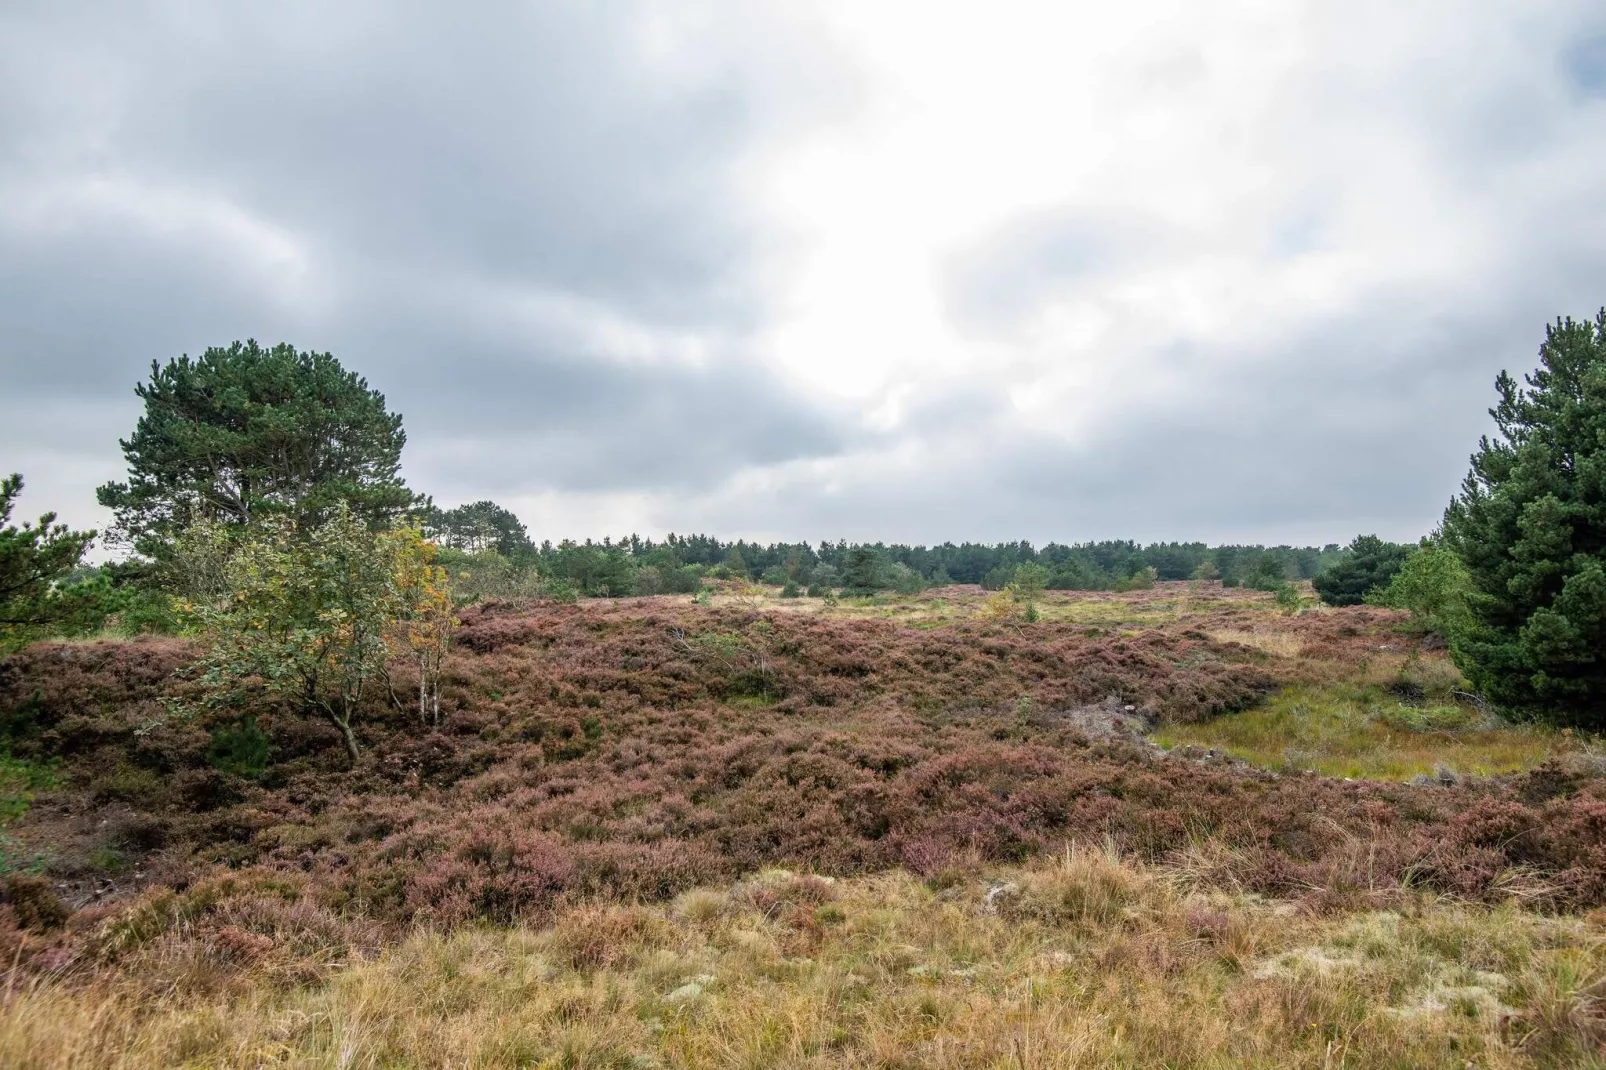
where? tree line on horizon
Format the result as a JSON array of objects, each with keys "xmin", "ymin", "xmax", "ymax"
[
  {"xmin": 5, "ymin": 309, "xmax": 1606, "ymax": 729},
  {"xmin": 419, "ymin": 502, "xmax": 1353, "ymax": 599}
]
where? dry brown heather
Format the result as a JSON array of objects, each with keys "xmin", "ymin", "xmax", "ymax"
[{"xmin": 1, "ymin": 583, "xmax": 1605, "ymax": 1066}]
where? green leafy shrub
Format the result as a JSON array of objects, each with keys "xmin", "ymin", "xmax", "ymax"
[
  {"xmin": 1274, "ymin": 584, "xmax": 1302, "ymax": 614},
  {"xmin": 1366, "ymin": 540, "xmax": 1470, "ymax": 638},
  {"xmin": 539, "ymin": 577, "xmax": 580, "ymax": 604},
  {"xmin": 981, "ymin": 566, "xmax": 1013, "ymax": 591},
  {"xmin": 1111, "ymin": 567, "xmax": 1157, "ymax": 592},
  {"xmin": 886, "ymin": 562, "xmax": 925, "ymax": 594},
  {"xmin": 1011, "ymin": 563, "xmax": 1049, "ymax": 601},
  {"xmin": 436, "ymin": 548, "xmax": 543, "ymax": 604},
  {"xmin": 180, "ymin": 505, "xmax": 426, "ymax": 763}
]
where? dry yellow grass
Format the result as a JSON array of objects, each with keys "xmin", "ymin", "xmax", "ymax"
[
  {"xmin": 4, "ymin": 850, "xmax": 1602, "ymax": 1068},
  {"xmin": 1206, "ymin": 629, "xmax": 1305, "ymax": 658}
]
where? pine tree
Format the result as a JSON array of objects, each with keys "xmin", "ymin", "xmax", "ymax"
[
  {"xmin": 1442, "ymin": 309, "xmax": 1606, "ymax": 720},
  {"xmin": 1311, "ymin": 536, "xmax": 1410, "ymax": 606},
  {"xmin": 98, "ymin": 341, "xmax": 418, "ymax": 557},
  {"xmin": 0, "ymin": 475, "xmax": 99, "ymax": 649}
]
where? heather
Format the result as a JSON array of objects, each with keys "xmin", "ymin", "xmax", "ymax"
[
  {"xmin": 1, "ymin": 582, "xmax": 1605, "ymax": 1063},
  {"xmin": 1, "ymin": 588, "xmax": 1603, "ymax": 952}
]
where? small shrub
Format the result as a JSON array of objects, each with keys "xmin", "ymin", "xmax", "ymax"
[
  {"xmin": 207, "ymin": 716, "xmax": 273, "ymax": 779},
  {"xmin": 1366, "ymin": 540, "xmax": 1470, "ymax": 639},
  {"xmin": 4, "ymin": 874, "xmax": 69, "ymax": 931},
  {"xmin": 1313, "ymin": 535, "xmax": 1410, "ymax": 606},
  {"xmin": 1393, "ymin": 655, "xmax": 1467, "ymax": 702},
  {"xmin": 977, "ymin": 591, "xmax": 1017, "ymax": 621},
  {"xmin": 1274, "ymin": 584, "xmax": 1301, "ymax": 614},
  {"xmin": 539, "ymin": 578, "xmax": 580, "ymax": 604},
  {"xmin": 90, "ymin": 764, "xmax": 164, "ymax": 804},
  {"xmin": 549, "ymin": 904, "xmax": 672, "ymax": 971}
]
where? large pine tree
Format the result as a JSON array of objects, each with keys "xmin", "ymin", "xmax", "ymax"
[
  {"xmin": 1442, "ymin": 309, "xmax": 1606, "ymax": 720},
  {"xmin": 98, "ymin": 341, "xmax": 419, "ymax": 556}
]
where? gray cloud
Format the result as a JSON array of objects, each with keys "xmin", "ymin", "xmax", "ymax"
[
  {"xmin": 941, "ymin": 210, "xmax": 1172, "ymax": 335},
  {"xmin": 4, "ymin": 2, "xmax": 1606, "ymax": 548},
  {"xmin": 678, "ymin": 271, "xmax": 1606, "ymax": 548},
  {"xmin": 0, "ymin": 1, "xmax": 856, "ymax": 529}
]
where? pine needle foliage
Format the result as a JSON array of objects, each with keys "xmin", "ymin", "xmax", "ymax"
[{"xmin": 1443, "ymin": 310, "xmax": 1606, "ymax": 721}]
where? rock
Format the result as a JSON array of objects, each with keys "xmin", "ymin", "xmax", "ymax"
[{"xmin": 981, "ymin": 882, "xmax": 1019, "ymax": 914}]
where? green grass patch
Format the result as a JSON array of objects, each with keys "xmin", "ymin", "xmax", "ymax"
[
  {"xmin": 0, "ymin": 752, "xmax": 59, "ymax": 825},
  {"xmin": 1151, "ymin": 683, "xmax": 1579, "ymax": 781}
]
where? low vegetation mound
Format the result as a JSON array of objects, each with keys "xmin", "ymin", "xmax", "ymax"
[{"xmin": 2, "ymin": 596, "xmax": 1606, "ymax": 993}]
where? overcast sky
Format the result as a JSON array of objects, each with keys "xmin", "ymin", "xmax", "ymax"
[{"xmin": 4, "ymin": 1, "xmax": 1605, "ymax": 548}]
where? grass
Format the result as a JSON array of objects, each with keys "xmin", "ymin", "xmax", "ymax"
[
  {"xmin": 0, "ymin": 753, "xmax": 56, "ymax": 826},
  {"xmin": 3, "ymin": 849, "xmax": 1601, "ymax": 1068},
  {"xmin": 1207, "ymin": 629, "xmax": 1306, "ymax": 659},
  {"xmin": 1153, "ymin": 682, "xmax": 1580, "ymax": 781}
]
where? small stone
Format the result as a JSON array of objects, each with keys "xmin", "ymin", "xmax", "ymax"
[{"xmin": 981, "ymin": 882, "xmax": 1020, "ymax": 914}]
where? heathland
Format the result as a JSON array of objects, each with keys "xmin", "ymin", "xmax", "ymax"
[
  {"xmin": 5, "ymin": 319, "xmax": 1606, "ymax": 1066},
  {"xmin": 1, "ymin": 581, "xmax": 1603, "ymax": 1068}
]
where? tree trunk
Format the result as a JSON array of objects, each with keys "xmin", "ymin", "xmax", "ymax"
[
  {"xmin": 418, "ymin": 661, "xmax": 428, "ymax": 726},
  {"xmin": 325, "ymin": 708, "xmax": 360, "ymax": 764}
]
